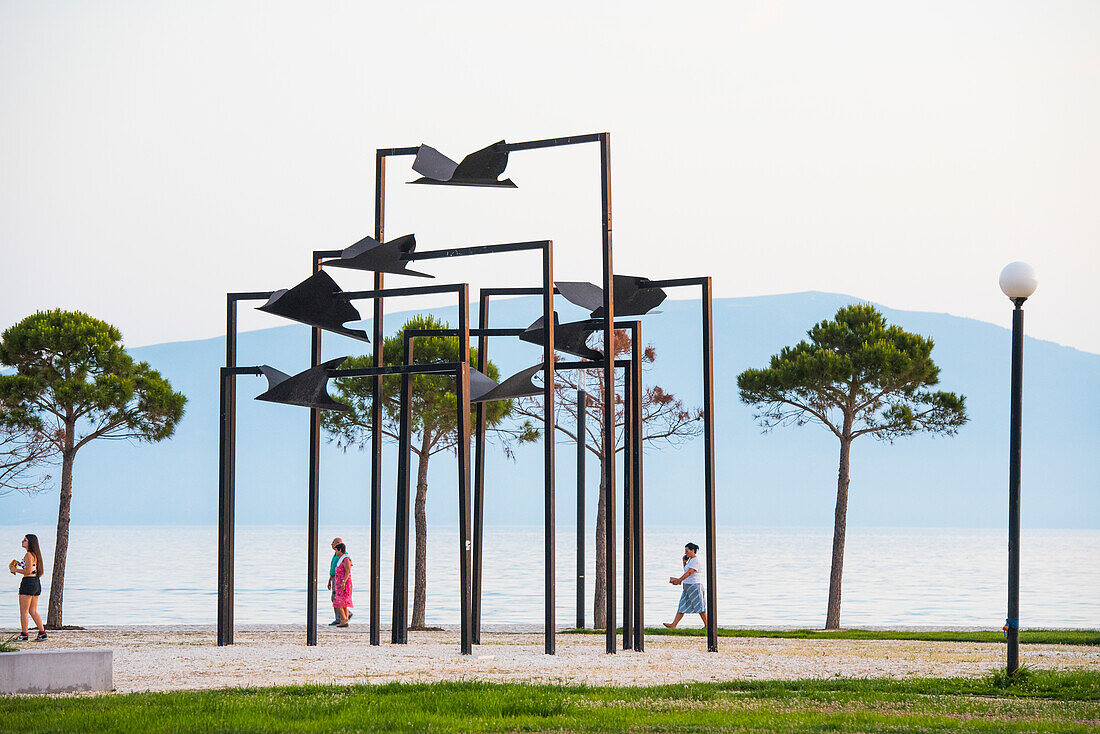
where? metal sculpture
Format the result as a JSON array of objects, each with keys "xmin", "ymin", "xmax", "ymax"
[
  {"xmin": 470, "ymin": 363, "xmax": 544, "ymax": 403},
  {"xmin": 322, "ymin": 234, "xmax": 433, "ymax": 278},
  {"xmin": 520, "ymin": 313, "xmax": 602, "ymax": 361},
  {"xmin": 255, "ymin": 357, "xmax": 350, "ymax": 412},
  {"xmin": 556, "ymin": 275, "xmax": 667, "ymax": 318},
  {"xmin": 410, "ymin": 140, "xmax": 517, "ymax": 188},
  {"xmin": 217, "ymin": 131, "xmax": 720, "ymax": 659},
  {"xmin": 258, "ymin": 271, "xmax": 371, "ymax": 342}
]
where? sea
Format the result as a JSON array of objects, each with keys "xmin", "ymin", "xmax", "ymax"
[{"xmin": 3, "ymin": 525, "xmax": 1097, "ymax": 629}]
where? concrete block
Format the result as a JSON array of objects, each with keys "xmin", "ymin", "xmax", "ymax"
[{"xmin": 0, "ymin": 648, "xmax": 113, "ymax": 694}]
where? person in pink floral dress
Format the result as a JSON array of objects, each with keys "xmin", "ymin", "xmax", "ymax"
[{"xmin": 332, "ymin": 542, "xmax": 353, "ymax": 627}]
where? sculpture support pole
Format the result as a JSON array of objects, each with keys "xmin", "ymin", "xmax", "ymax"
[
  {"xmin": 306, "ymin": 255, "xmax": 323, "ymax": 647},
  {"xmin": 630, "ymin": 321, "xmax": 645, "ymax": 651},
  {"xmin": 576, "ymin": 385, "xmax": 586, "ymax": 630},
  {"xmin": 599, "ymin": 132, "xmax": 617, "ymax": 654},
  {"xmin": 542, "ymin": 242, "xmax": 557, "ymax": 655},
  {"xmin": 701, "ymin": 278, "xmax": 718, "ymax": 652},
  {"xmin": 457, "ymin": 285, "xmax": 474, "ymax": 655},
  {"xmin": 622, "ymin": 365, "xmax": 633, "ymax": 650},
  {"xmin": 472, "ymin": 292, "xmax": 489, "ymax": 645},
  {"xmin": 392, "ymin": 336, "xmax": 414, "ymax": 644},
  {"xmin": 216, "ymin": 297, "xmax": 237, "ymax": 646},
  {"xmin": 370, "ymin": 151, "xmax": 386, "ymax": 647}
]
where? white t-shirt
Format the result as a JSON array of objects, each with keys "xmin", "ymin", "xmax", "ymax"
[{"xmin": 682, "ymin": 556, "xmax": 704, "ymax": 585}]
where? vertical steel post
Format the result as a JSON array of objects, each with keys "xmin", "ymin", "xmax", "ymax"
[
  {"xmin": 576, "ymin": 385, "xmax": 586, "ymax": 630},
  {"xmin": 622, "ymin": 365, "xmax": 633, "ymax": 650},
  {"xmin": 370, "ymin": 152, "xmax": 386, "ymax": 647},
  {"xmin": 472, "ymin": 292, "xmax": 490, "ymax": 644},
  {"xmin": 542, "ymin": 242, "xmax": 557, "ymax": 655},
  {"xmin": 599, "ymin": 133, "xmax": 617, "ymax": 654},
  {"xmin": 457, "ymin": 285, "xmax": 474, "ymax": 655},
  {"xmin": 216, "ymin": 296, "xmax": 237, "ymax": 647},
  {"xmin": 306, "ymin": 256, "xmax": 323, "ymax": 647},
  {"xmin": 701, "ymin": 278, "xmax": 718, "ymax": 652},
  {"xmin": 392, "ymin": 337, "xmax": 414, "ymax": 644},
  {"xmin": 1007, "ymin": 300, "xmax": 1025, "ymax": 674},
  {"xmin": 630, "ymin": 321, "xmax": 644, "ymax": 651}
]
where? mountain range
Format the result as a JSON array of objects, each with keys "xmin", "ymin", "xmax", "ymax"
[{"xmin": 3, "ymin": 291, "xmax": 1096, "ymax": 530}]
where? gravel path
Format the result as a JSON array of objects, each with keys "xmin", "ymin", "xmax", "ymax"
[{"xmin": 7, "ymin": 625, "xmax": 1098, "ymax": 693}]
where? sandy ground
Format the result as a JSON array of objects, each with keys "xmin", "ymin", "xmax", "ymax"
[{"xmin": 5, "ymin": 624, "xmax": 1098, "ymax": 694}]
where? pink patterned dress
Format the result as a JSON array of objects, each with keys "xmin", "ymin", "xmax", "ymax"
[{"xmin": 333, "ymin": 555, "xmax": 353, "ymax": 609}]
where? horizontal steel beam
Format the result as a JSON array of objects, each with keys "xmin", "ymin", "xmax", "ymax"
[
  {"xmin": 507, "ymin": 134, "xmax": 604, "ymax": 152},
  {"xmin": 332, "ymin": 363, "xmax": 462, "ymax": 378},
  {"xmin": 220, "ymin": 366, "xmax": 264, "ymax": 376},
  {"xmin": 640, "ymin": 277, "xmax": 708, "ymax": 289},
  {"xmin": 406, "ymin": 240, "xmax": 549, "ymax": 261},
  {"xmin": 341, "ymin": 283, "xmax": 465, "ymax": 300},
  {"xmin": 228, "ymin": 291, "xmax": 275, "ymax": 302}
]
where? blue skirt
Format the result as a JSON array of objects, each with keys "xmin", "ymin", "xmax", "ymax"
[{"xmin": 677, "ymin": 583, "xmax": 706, "ymax": 614}]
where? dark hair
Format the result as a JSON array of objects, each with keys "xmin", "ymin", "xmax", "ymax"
[
  {"xmin": 24, "ymin": 534, "xmax": 44, "ymax": 578},
  {"xmin": 685, "ymin": 542, "xmax": 699, "ymax": 553},
  {"xmin": 335, "ymin": 543, "xmax": 346, "ymax": 554}
]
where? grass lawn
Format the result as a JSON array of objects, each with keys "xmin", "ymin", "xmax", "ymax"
[
  {"xmin": 1, "ymin": 668, "xmax": 1097, "ymax": 732},
  {"xmin": 562, "ymin": 627, "xmax": 1100, "ymax": 646}
]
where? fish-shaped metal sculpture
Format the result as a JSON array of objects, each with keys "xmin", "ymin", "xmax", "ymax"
[
  {"xmin": 321, "ymin": 234, "xmax": 433, "ymax": 278},
  {"xmin": 519, "ymin": 313, "xmax": 603, "ymax": 361},
  {"xmin": 555, "ymin": 275, "xmax": 666, "ymax": 318},
  {"xmin": 409, "ymin": 140, "xmax": 517, "ymax": 188},
  {"xmin": 258, "ymin": 271, "xmax": 370, "ymax": 342},
  {"xmin": 255, "ymin": 357, "xmax": 350, "ymax": 412},
  {"xmin": 469, "ymin": 363, "xmax": 544, "ymax": 403},
  {"xmin": 258, "ymin": 365, "xmax": 291, "ymax": 392}
]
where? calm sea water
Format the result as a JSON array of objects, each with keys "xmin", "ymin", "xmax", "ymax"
[{"xmin": 3, "ymin": 525, "xmax": 1097, "ymax": 628}]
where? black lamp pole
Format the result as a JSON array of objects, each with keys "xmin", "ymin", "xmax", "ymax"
[{"xmin": 1007, "ymin": 296, "xmax": 1025, "ymax": 674}]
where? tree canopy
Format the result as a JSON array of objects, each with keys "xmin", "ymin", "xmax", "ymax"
[
  {"xmin": 0, "ymin": 310, "xmax": 186, "ymax": 448},
  {"xmin": 737, "ymin": 303, "xmax": 967, "ymax": 442},
  {"xmin": 322, "ymin": 314, "xmax": 516, "ymax": 457}
]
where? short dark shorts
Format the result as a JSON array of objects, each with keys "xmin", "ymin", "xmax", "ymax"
[{"xmin": 19, "ymin": 576, "xmax": 41, "ymax": 597}]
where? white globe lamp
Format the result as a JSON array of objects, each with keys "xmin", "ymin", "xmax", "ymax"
[{"xmin": 999, "ymin": 261, "xmax": 1038, "ymax": 301}]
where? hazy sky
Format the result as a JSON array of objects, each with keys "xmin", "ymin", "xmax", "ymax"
[{"xmin": 2, "ymin": 1, "xmax": 1097, "ymax": 352}]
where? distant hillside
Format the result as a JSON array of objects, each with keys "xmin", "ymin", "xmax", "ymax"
[{"xmin": 3, "ymin": 292, "xmax": 1097, "ymax": 529}]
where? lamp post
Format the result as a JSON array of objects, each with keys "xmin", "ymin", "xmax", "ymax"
[{"xmin": 998, "ymin": 261, "xmax": 1037, "ymax": 675}]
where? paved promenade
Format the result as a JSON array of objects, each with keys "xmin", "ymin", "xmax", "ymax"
[{"xmin": 5, "ymin": 625, "xmax": 1097, "ymax": 693}]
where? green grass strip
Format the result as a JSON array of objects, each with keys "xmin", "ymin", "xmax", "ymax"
[
  {"xmin": 1, "ymin": 669, "xmax": 1097, "ymax": 733},
  {"xmin": 561, "ymin": 626, "xmax": 1100, "ymax": 646}
]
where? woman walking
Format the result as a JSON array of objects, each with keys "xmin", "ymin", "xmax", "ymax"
[
  {"xmin": 663, "ymin": 542, "xmax": 707, "ymax": 629},
  {"xmin": 332, "ymin": 542, "xmax": 353, "ymax": 628},
  {"xmin": 9, "ymin": 533, "xmax": 47, "ymax": 641}
]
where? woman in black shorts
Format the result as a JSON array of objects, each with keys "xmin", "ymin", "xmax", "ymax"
[{"xmin": 9, "ymin": 533, "xmax": 47, "ymax": 641}]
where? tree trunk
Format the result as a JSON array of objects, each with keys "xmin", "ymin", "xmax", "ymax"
[
  {"xmin": 825, "ymin": 435, "xmax": 853, "ymax": 629},
  {"xmin": 410, "ymin": 434, "xmax": 431, "ymax": 630},
  {"xmin": 47, "ymin": 428, "xmax": 76, "ymax": 629},
  {"xmin": 593, "ymin": 461, "xmax": 606, "ymax": 630}
]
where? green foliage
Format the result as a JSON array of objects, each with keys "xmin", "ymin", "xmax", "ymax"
[
  {"xmin": 0, "ymin": 310, "xmax": 187, "ymax": 450},
  {"xmin": 737, "ymin": 304, "xmax": 967, "ymax": 441},
  {"xmin": 563, "ymin": 627, "xmax": 1100, "ymax": 646},
  {"xmin": 0, "ymin": 632, "xmax": 18, "ymax": 652},
  {"xmin": 2, "ymin": 671, "xmax": 1097, "ymax": 732},
  {"xmin": 323, "ymin": 314, "xmax": 519, "ymax": 456}
]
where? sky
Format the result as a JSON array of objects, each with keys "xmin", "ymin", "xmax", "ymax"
[{"xmin": 1, "ymin": 1, "xmax": 1098, "ymax": 353}]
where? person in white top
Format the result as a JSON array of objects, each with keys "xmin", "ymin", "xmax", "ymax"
[{"xmin": 663, "ymin": 542, "xmax": 707, "ymax": 629}]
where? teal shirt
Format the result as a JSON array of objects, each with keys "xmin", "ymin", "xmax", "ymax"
[{"xmin": 329, "ymin": 553, "xmax": 339, "ymax": 578}]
